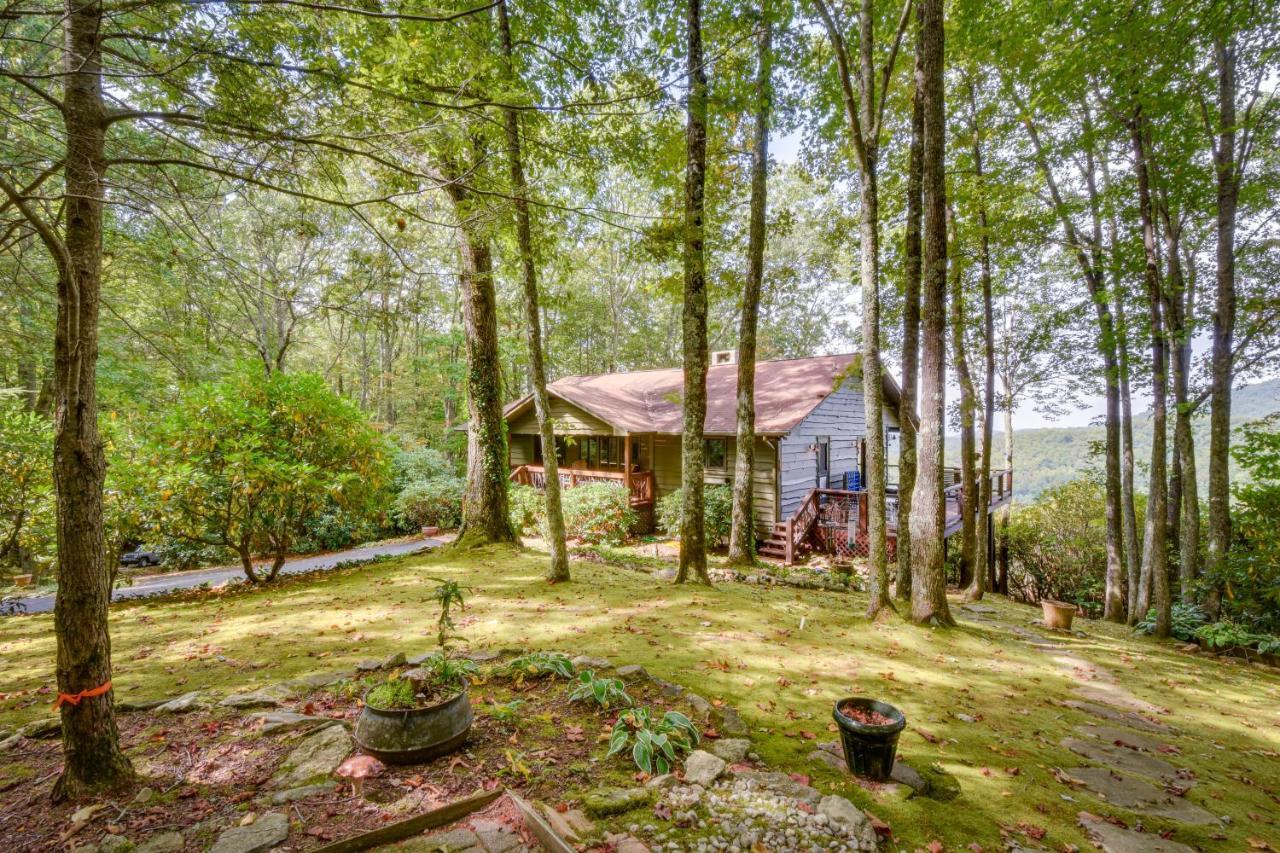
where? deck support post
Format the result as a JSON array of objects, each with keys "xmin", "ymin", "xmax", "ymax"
[{"xmin": 623, "ymin": 434, "xmax": 632, "ymax": 494}]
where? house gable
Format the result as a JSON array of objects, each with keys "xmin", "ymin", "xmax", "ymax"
[{"xmin": 507, "ymin": 393, "xmax": 620, "ymax": 436}]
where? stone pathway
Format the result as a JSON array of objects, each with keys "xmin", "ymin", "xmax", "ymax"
[{"xmin": 960, "ymin": 605, "xmax": 1224, "ymax": 851}]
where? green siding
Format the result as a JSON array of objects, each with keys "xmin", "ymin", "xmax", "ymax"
[
  {"xmin": 508, "ymin": 396, "xmax": 617, "ymax": 436},
  {"xmin": 651, "ymin": 434, "xmax": 778, "ymax": 534}
]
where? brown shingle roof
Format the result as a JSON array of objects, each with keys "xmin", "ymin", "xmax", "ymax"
[{"xmin": 505, "ymin": 353, "xmax": 910, "ymax": 436}]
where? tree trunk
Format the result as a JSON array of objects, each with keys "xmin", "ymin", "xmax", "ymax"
[
  {"xmin": 50, "ymin": 0, "xmax": 134, "ymax": 799},
  {"xmin": 1204, "ymin": 37, "xmax": 1238, "ymax": 611},
  {"xmin": 1109, "ymin": 222, "xmax": 1142, "ymax": 622},
  {"xmin": 948, "ymin": 205, "xmax": 978, "ymax": 592},
  {"xmin": 1162, "ymin": 217, "xmax": 1198, "ymax": 598},
  {"xmin": 967, "ymin": 94, "xmax": 995, "ymax": 602},
  {"xmin": 895, "ymin": 39, "xmax": 923, "ymax": 601},
  {"xmin": 728, "ymin": 1, "xmax": 771, "ymax": 568},
  {"xmin": 997, "ymin": 372, "xmax": 1013, "ymax": 595},
  {"xmin": 443, "ymin": 163, "xmax": 514, "ymax": 549},
  {"xmin": 1131, "ymin": 114, "xmax": 1170, "ymax": 637},
  {"xmin": 909, "ymin": 0, "xmax": 953, "ymax": 626},
  {"xmin": 860, "ymin": 153, "xmax": 891, "ymax": 616},
  {"xmin": 677, "ymin": 0, "xmax": 711, "ymax": 585},
  {"xmin": 498, "ymin": 0, "xmax": 569, "ymax": 582}
]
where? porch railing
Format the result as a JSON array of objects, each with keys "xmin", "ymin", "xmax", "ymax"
[{"xmin": 509, "ymin": 464, "xmax": 656, "ymax": 507}]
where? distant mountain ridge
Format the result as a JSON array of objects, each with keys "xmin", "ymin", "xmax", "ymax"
[{"xmin": 946, "ymin": 377, "xmax": 1280, "ymax": 500}]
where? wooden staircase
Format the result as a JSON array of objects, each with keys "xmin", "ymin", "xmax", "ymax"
[{"xmin": 757, "ymin": 522, "xmax": 791, "ymax": 561}]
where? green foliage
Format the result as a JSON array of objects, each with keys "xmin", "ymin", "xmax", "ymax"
[
  {"xmin": 0, "ymin": 399, "xmax": 53, "ymax": 575},
  {"xmin": 561, "ymin": 483, "xmax": 637, "ymax": 545},
  {"xmin": 483, "ymin": 699, "xmax": 525, "ymax": 725},
  {"xmin": 568, "ymin": 670, "xmax": 632, "ymax": 710},
  {"xmin": 1004, "ymin": 479, "xmax": 1135, "ymax": 616},
  {"xmin": 656, "ymin": 484, "xmax": 733, "ymax": 546},
  {"xmin": 1135, "ymin": 603, "xmax": 1207, "ymax": 642},
  {"xmin": 1218, "ymin": 414, "xmax": 1280, "ymax": 633},
  {"xmin": 508, "ymin": 483, "xmax": 543, "ymax": 535},
  {"xmin": 148, "ymin": 370, "xmax": 392, "ymax": 581},
  {"xmin": 607, "ymin": 707, "xmax": 699, "ymax": 776},
  {"xmin": 506, "ymin": 651, "xmax": 575, "ymax": 681},
  {"xmin": 366, "ymin": 677, "xmax": 418, "ymax": 710},
  {"xmin": 429, "ymin": 578, "xmax": 467, "ymax": 648},
  {"xmin": 367, "ymin": 651, "xmax": 479, "ymax": 707},
  {"xmin": 393, "ymin": 477, "xmax": 465, "ymax": 531},
  {"xmin": 1192, "ymin": 621, "xmax": 1280, "ymax": 655}
]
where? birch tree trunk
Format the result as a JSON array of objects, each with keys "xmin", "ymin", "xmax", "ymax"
[
  {"xmin": 498, "ymin": 0, "xmax": 569, "ymax": 581},
  {"xmin": 677, "ymin": 0, "xmax": 711, "ymax": 585},
  {"xmin": 728, "ymin": 2, "xmax": 771, "ymax": 567}
]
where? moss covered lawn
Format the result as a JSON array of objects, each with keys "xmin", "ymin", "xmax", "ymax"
[{"xmin": 2, "ymin": 544, "xmax": 1279, "ymax": 851}]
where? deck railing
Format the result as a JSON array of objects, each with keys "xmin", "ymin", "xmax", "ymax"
[{"xmin": 509, "ymin": 464, "xmax": 656, "ymax": 507}]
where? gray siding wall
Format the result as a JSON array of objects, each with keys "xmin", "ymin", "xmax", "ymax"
[{"xmin": 777, "ymin": 383, "xmax": 900, "ymax": 519}]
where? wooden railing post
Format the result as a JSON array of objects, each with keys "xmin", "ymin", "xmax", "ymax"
[{"xmin": 784, "ymin": 518, "xmax": 794, "ymax": 565}]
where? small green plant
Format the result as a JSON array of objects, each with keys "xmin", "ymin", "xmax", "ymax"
[
  {"xmin": 484, "ymin": 698, "xmax": 525, "ymax": 725},
  {"xmin": 429, "ymin": 577, "xmax": 467, "ymax": 648},
  {"xmin": 1135, "ymin": 602, "xmax": 1207, "ymax": 642},
  {"xmin": 366, "ymin": 653, "xmax": 477, "ymax": 709},
  {"xmin": 506, "ymin": 651, "xmax": 575, "ymax": 682},
  {"xmin": 1193, "ymin": 620, "xmax": 1279, "ymax": 653},
  {"xmin": 569, "ymin": 670, "xmax": 632, "ymax": 710},
  {"xmin": 607, "ymin": 707, "xmax": 699, "ymax": 775},
  {"xmin": 366, "ymin": 677, "xmax": 418, "ymax": 710},
  {"xmin": 656, "ymin": 485, "xmax": 733, "ymax": 546}
]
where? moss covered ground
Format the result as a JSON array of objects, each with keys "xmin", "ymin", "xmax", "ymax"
[{"xmin": 2, "ymin": 544, "xmax": 1278, "ymax": 850}]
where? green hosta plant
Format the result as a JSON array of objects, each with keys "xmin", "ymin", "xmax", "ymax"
[
  {"xmin": 506, "ymin": 651, "xmax": 575, "ymax": 682},
  {"xmin": 1135, "ymin": 603, "xmax": 1206, "ymax": 642},
  {"xmin": 607, "ymin": 707, "xmax": 699, "ymax": 775},
  {"xmin": 569, "ymin": 671, "xmax": 632, "ymax": 710}
]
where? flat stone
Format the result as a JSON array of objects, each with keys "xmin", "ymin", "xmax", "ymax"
[
  {"xmin": 654, "ymin": 568, "xmax": 677, "ymax": 581},
  {"xmin": 605, "ymin": 832, "xmax": 651, "ymax": 853},
  {"xmin": 961, "ymin": 604, "xmax": 998, "ymax": 614},
  {"xmin": 283, "ymin": 671, "xmax": 345, "ymax": 690},
  {"xmin": 684, "ymin": 692, "xmax": 713, "ymax": 717},
  {"xmin": 645, "ymin": 773, "xmax": 679, "ymax": 790},
  {"xmin": 454, "ymin": 648, "xmax": 499, "ymax": 662},
  {"xmin": 0, "ymin": 733, "xmax": 22, "ymax": 751},
  {"xmin": 219, "ymin": 690, "xmax": 282, "ymax": 710},
  {"xmin": 98, "ymin": 835, "xmax": 131, "ymax": 852},
  {"xmin": 582, "ymin": 787, "xmax": 653, "ymax": 817},
  {"xmin": 683, "ymin": 749, "xmax": 726, "ymax": 786},
  {"xmin": 818, "ymin": 795, "xmax": 878, "ymax": 850},
  {"xmin": 19, "ymin": 717, "xmax": 61, "ymax": 738},
  {"xmin": 539, "ymin": 804, "xmax": 593, "ymax": 842},
  {"xmin": 809, "ymin": 748, "xmax": 847, "ymax": 772},
  {"xmin": 1061, "ymin": 737, "xmax": 1181, "ymax": 782},
  {"xmin": 155, "ymin": 692, "xmax": 208, "ymax": 714},
  {"xmin": 411, "ymin": 827, "xmax": 480, "ymax": 851},
  {"xmin": 208, "ymin": 812, "xmax": 289, "ymax": 853},
  {"xmin": 708, "ymin": 738, "xmax": 750, "ymax": 763},
  {"xmin": 735, "ymin": 771, "xmax": 822, "ymax": 805},
  {"xmin": 270, "ymin": 724, "xmax": 352, "ymax": 789},
  {"xmin": 116, "ymin": 697, "xmax": 169, "ymax": 712},
  {"xmin": 132, "ymin": 786, "xmax": 156, "ymax": 804},
  {"xmin": 1078, "ymin": 811, "xmax": 1196, "ymax": 853},
  {"xmin": 652, "ymin": 678, "xmax": 684, "ymax": 699},
  {"xmin": 251, "ymin": 711, "xmax": 338, "ymax": 736},
  {"xmin": 471, "ymin": 817, "xmax": 521, "ymax": 852},
  {"xmin": 135, "ymin": 831, "xmax": 184, "ymax": 853},
  {"xmin": 1061, "ymin": 700, "xmax": 1173, "ymax": 733},
  {"xmin": 1074, "ymin": 724, "xmax": 1171, "ymax": 753},
  {"xmin": 714, "ymin": 705, "xmax": 747, "ymax": 736},
  {"xmin": 383, "ymin": 651, "xmax": 408, "ymax": 668},
  {"xmin": 270, "ymin": 781, "xmax": 338, "ymax": 804},
  {"xmin": 571, "ymin": 655, "xmax": 611, "ymax": 670},
  {"xmin": 1068, "ymin": 768, "xmax": 1217, "ymax": 824},
  {"xmin": 355, "ymin": 659, "xmax": 382, "ymax": 672},
  {"xmin": 615, "ymin": 664, "xmax": 649, "ymax": 682},
  {"xmin": 889, "ymin": 761, "xmax": 929, "ymax": 794}
]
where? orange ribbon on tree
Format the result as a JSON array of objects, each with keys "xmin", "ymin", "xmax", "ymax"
[{"xmin": 53, "ymin": 680, "xmax": 112, "ymax": 709}]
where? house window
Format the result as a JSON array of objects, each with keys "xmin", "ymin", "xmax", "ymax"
[{"xmin": 704, "ymin": 438, "xmax": 727, "ymax": 470}]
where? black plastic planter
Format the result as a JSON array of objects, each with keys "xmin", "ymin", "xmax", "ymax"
[{"xmin": 832, "ymin": 697, "xmax": 906, "ymax": 781}]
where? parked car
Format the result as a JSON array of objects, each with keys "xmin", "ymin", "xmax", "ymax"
[{"xmin": 120, "ymin": 547, "xmax": 162, "ymax": 568}]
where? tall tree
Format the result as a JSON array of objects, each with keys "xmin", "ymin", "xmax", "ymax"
[
  {"xmin": 909, "ymin": 0, "xmax": 953, "ymax": 626},
  {"xmin": 812, "ymin": 0, "xmax": 911, "ymax": 619},
  {"xmin": 948, "ymin": 204, "xmax": 978, "ymax": 590},
  {"xmin": 677, "ymin": 0, "xmax": 712, "ymax": 585},
  {"xmin": 728, "ymin": 1, "xmax": 773, "ymax": 567},
  {"xmin": 497, "ymin": 0, "xmax": 568, "ymax": 581}
]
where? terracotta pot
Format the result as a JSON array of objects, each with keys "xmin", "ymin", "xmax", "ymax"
[
  {"xmin": 421, "ymin": 526, "xmax": 440, "ymax": 537},
  {"xmin": 354, "ymin": 681, "xmax": 472, "ymax": 765},
  {"xmin": 1041, "ymin": 600, "xmax": 1077, "ymax": 630},
  {"xmin": 12, "ymin": 574, "xmax": 33, "ymax": 587}
]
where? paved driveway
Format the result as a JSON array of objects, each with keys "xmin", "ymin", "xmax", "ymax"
[{"xmin": 8, "ymin": 536, "xmax": 440, "ymax": 615}]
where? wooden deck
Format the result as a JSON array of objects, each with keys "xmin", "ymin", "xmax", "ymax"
[
  {"xmin": 760, "ymin": 468, "xmax": 1013, "ymax": 564},
  {"xmin": 509, "ymin": 464, "xmax": 656, "ymax": 507}
]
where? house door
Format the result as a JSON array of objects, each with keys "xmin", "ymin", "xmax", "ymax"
[{"xmin": 815, "ymin": 436, "xmax": 830, "ymax": 489}]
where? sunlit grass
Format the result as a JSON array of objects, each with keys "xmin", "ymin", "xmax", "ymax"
[{"xmin": 2, "ymin": 544, "xmax": 1277, "ymax": 850}]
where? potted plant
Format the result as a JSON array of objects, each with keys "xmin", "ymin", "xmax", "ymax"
[
  {"xmin": 832, "ymin": 697, "xmax": 906, "ymax": 781},
  {"xmin": 354, "ymin": 578, "xmax": 475, "ymax": 764},
  {"xmin": 1040, "ymin": 599, "xmax": 1077, "ymax": 630},
  {"xmin": 354, "ymin": 652, "xmax": 477, "ymax": 764}
]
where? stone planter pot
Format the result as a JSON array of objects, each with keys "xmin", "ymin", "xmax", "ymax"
[
  {"xmin": 832, "ymin": 697, "xmax": 906, "ymax": 782},
  {"xmin": 354, "ymin": 681, "xmax": 473, "ymax": 765},
  {"xmin": 12, "ymin": 574, "xmax": 32, "ymax": 587},
  {"xmin": 1041, "ymin": 599, "xmax": 1077, "ymax": 630}
]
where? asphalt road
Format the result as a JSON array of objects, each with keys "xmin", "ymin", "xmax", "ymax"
[{"xmin": 7, "ymin": 536, "xmax": 439, "ymax": 615}]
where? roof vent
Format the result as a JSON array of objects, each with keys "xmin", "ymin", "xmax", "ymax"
[{"xmin": 711, "ymin": 350, "xmax": 738, "ymax": 366}]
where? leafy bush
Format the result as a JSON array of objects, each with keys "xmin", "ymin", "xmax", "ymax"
[
  {"xmin": 607, "ymin": 707, "xmax": 699, "ymax": 775},
  {"xmin": 1135, "ymin": 603, "xmax": 1206, "ymax": 642},
  {"xmin": 1004, "ymin": 479, "xmax": 1139, "ymax": 616},
  {"xmin": 1193, "ymin": 621, "xmax": 1280, "ymax": 655},
  {"xmin": 1215, "ymin": 414, "xmax": 1280, "ymax": 633},
  {"xmin": 508, "ymin": 483, "xmax": 543, "ymax": 535},
  {"xmin": 656, "ymin": 484, "xmax": 734, "ymax": 546},
  {"xmin": 393, "ymin": 477, "xmax": 465, "ymax": 530},
  {"xmin": 561, "ymin": 482, "xmax": 636, "ymax": 545},
  {"xmin": 0, "ymin": 398, "xmax": 54, "ymax": 574},
  {"xmin": 506, "ymin": 651, "xmax": 575, "ymax": 681},
  {"xmin": 569, "ymin": 671, "xmax": 632, "ymax": 710},
  {"xmin": 296, "ymin": 505, "xmax": 379, "ymax": 552}
]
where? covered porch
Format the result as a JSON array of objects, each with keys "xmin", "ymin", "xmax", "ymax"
[{"xmin": 509, "ymin": 462, "xmax": 656, "ymax": 507}]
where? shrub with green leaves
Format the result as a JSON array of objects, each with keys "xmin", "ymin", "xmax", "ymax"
[
  {"xmin": 506, "ymin": 651, "xmax": 575, "ymax": 681},
  {"xmin": 1135, "ymin": 602, "xmax": 1206, "ymax": 642},
  {"xmin": 394, "ymin": 477, "xmax": 465, "ymax": 531},
  {"xmin": 607, "ymin": 707, "xmax": 699, "ymax": 775},
  {"xmin": 569, "ymin": 671, "xmax": 632, "ymax": 710},
  {"xmin": 508, "ymin": 483, "xmax": 544, "ymax": 535},
  {"xmin": 656, "ymin": 485, "xmax": 733, "ymax": 546},
  {"xmin": 0, "ymin": 398, "xmax": 54, "ymax": 575},
  {"xmin": 1216, "ymin": 414, "xmax": 1280, "ymax": 634},
  {"xmin": 561, "ymin": 482, "xmax": 637, "ymax": 545}
]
